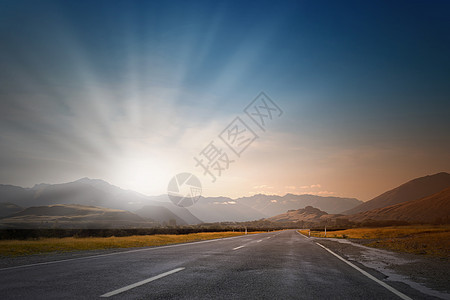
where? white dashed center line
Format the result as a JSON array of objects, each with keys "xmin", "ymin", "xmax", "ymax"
[{"xmin": 100, "ymin": 267, "xmax": 185, "ymax": 298}]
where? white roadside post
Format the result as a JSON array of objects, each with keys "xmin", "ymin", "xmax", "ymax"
[{"xmin": 245, "ymin": 226, "xmax": 247, "ymax": 235}]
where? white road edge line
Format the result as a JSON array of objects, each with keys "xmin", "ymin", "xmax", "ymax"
[
  {"xmin": 0, "ymin": 234, "xmax": 260, "ymax": 271},
  {"xmin": 315, "ymin": 243, "xmax": 412, "ymax": 300},
  {"xmin": 232, "ymin": 246, "xmax": 244, "ymax": 250},
  {"xmin": 100, "ymin": 267, "xmax": 185, "ymax": 298}
]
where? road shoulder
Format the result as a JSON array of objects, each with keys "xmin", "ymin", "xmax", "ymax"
[{"xmin": 313, "ymin": 237, "xmax": 450, "ymax": 299}]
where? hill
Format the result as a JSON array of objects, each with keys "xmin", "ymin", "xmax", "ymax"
[
  {"xmin": 0, "ymin": 203, "xmax": 23, "ymax": 218},
  {"xmin": 349, "ymin": 188, "xmax": 450, "ymax": 224},
  {"xmin": 0, "ymin": 204, "xmax": 156, "ymax": 229},
  {"xmin": 344, "ymin": 172, "xmax": 450, "ymax": 215},
  {"xmin": 266, "ymin": 206, "xmax": 332, "ymax": 223}
]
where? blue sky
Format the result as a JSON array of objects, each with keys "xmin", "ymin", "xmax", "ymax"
[{"xmin": 1, "ymin": 0, "xmax": 449, "ymax": 200}]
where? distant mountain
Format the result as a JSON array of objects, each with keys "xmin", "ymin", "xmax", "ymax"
[
  {"xmin": 145, "ymin": 195, "xmax": 203, "ymax": 224},
  {"xmin": 0, "ymin": 179, "xmax": 204, "ymax": 225},
  {"xmin": 0, "ymin": 204, "xmax": 156, "ymax": 229},
  {"xmin": 266, "ymin": 206, "xmax": 331, "ymax": 223},
  {"xmin": 0, "ymin": 203, "xmax": 23, "ymax": 218},
  {"xmin": 349, "ymin": 188, "xmax": 450, "ymax": 224},
  {"xmin": 236, "ymin": 194, "xmax": 362, "ymax": 215},
  {"xmin": 187, "ymin": 196, "xmax": 267, "ymax": 222},
  {"xmin": 25, "ymin": 178, "xmax": 151, "ymax": 210},
  {"xmin": 344, "ymin": 172, "xmax": 450, "ymax": 215},
  {"xmin": 0, "ymin": 184, "xmax": 33, "ymax": 205},
  {"xmin": 136, "ymin": 205, "xmax": 193, "ymax": 226},
  {"xmin": 0, "ymin": 178, "xmax": 363, "ymax": 224}
]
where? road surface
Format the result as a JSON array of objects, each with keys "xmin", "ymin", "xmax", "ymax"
[{"xmin": 0, "ymin": 230, "xmax": 433, "ymax": 299}]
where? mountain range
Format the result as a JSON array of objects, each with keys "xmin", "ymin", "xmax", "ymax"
[
  {"xmin": 266, "ymin": 172, "xmax": 450, "ymax": 225},
  {"xmin": 237, "ymin": 193, "xmax": 361, "ymax": 215},
  {"xmin": 0, "ymin": 204, "xmax": 155, "ymax": 229},
  {"xmin": 344, "ymin": 172, "xmax": 450, "ymax": 215},
  {"xmin": 0, "ymin": 178, "xmax": 362, "ymax": 227},
  {"xmin": 0, "ymin": 172, "xmax": 449, "ymax": 227}
]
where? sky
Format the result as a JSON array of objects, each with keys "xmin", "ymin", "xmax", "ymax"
[{"xmin": 0, "ymin": 0, "xmax": 449, "ymax": 201}]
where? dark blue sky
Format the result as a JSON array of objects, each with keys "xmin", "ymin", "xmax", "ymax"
[{"xmin": 0, "ymin": 0, "xmax": 449, "ymax": 199}]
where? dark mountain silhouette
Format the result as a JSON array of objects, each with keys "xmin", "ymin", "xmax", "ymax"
[
  {"xmin": 349, "ymin": 187, "xmax": 450, "ymax": 224},
  {"xmin": 0, "ymin": 203, "xmax": 23, "ymax": 218},
  {"xmin": 344, "ymin": 172, "xmax": 450, "ymax": 215},
  {"xmin": 0, "ymin": 204, "xmax": 156, "ymax": 229}
]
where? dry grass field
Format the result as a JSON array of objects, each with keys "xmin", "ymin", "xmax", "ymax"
[
  {"xmin": 299, "ymin": 225, "xmax": 450, "ymax": 257},
  {"xmin": 0, "ymin": 231, "xmax": 253, "ymax": 257}
]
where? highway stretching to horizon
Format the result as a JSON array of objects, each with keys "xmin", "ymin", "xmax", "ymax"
[{"xmin": 0, "ymin": 230, "xmax": 434, "ymax": 299}]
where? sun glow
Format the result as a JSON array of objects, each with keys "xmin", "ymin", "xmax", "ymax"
[{"xmin": 110, "ymin": 155, "xmax": 173, "ymax": 196}]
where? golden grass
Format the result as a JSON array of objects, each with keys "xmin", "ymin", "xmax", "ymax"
[
  {"xmin": 0, "ymin": 232, "xmax": 256, "ymax": 257},
  {"xmin": 367, "ymin": 231, "xmax": 450, "ymax": 256},
  {"xmin": 298, "ymin": 225, "xmax": 450, "ymax": 258}
]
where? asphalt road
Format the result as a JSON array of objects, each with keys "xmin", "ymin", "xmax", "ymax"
[{"xmin": 0, "ymin": 230, "xmax": 433, "ymax": 299}]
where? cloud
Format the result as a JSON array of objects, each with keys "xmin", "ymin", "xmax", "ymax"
[
  {"xmin": 299, "ymin": 184, "xmax": 321, "ymax": 189},
  {"xmin": 252, "ymin": 185, "xmax": 274, "ymax": 193},
  {"xmin": 249, "ymin": 190, "xmax": 275, "ymax": 196},
  {"xmin": 310, "ymin": 191, "xmax": 335, "ymax": 196},
  {"xmin": 253, "ymin": 185, "xmax": 268, "ymax": 189},
  {"xmin": 284, "ymin": 185, "xmax": 296, "ymax": 190},
  {"xmin": 213, "ymin": 201, "xmax": 237, "ymax": 205}
]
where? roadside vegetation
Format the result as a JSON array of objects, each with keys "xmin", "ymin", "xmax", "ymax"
[
  {"xmin": 0, "ymin": 231, "xmax": 258, "ymax": 257},
  {"xmin": 299, "ymin": 225, "xmax": 450, "ymax": 257}
]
